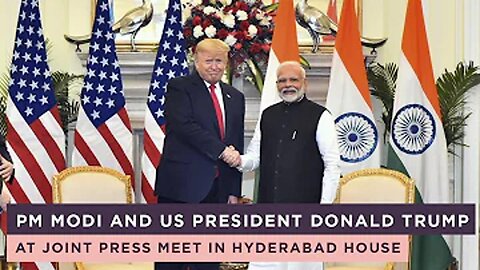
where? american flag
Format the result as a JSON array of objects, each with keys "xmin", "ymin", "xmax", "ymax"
[
  {"xmin": 72, "ymin": 0, "xmax": 134, "ymax": 188},
  {"xmin": 141, "ymin": 0, "xmax": 189, "ymax": 203},
  {"xmin": 6, "ymin": 0, "xmax": 65, "ymax": 269}
]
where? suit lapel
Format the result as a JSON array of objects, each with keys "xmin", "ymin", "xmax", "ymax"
[{"xmin": 220, "ymin": 82, "xmax": 232, "ymax": 141}]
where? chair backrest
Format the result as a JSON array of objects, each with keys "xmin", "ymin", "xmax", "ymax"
[
  {"xmin": 335, "ymin": 168, "xmax": 415, "ymax": 204},
  {"xmin": 53, "ymin": 166, "xmax": 133, "ymax": 204},
  {"xmin": 327, "ymin": 168, "xmax": 414, "ymax": 270},
  {"xmin": 53, "ymin": 166, "xmax": 138, "ymax": 270}
]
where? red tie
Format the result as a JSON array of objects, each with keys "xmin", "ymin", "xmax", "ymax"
[{"xmin": 209, "ymin": 84, "xmax": 225, "ymax": 141}]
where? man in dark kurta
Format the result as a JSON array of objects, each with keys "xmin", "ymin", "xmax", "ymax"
[{"xmin": 238, "ymin": 61, "xmax": 341, "ymax": 204}]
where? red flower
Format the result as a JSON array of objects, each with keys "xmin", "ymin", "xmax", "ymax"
[
  {"xmin": 217, "ymin": 29, "xmax": 229, "ymax": 39},
  {"xmin": 184, "ymin": 27, "xmax": 193, "ymax": 38},
  {"xmin": 239, "ymin": 21, "xmax": 250, "ymax": 31},
  {"xmin": 192, "ymin": 16, "xmax": 202, "ymax": 26},
  {"xmin": 235, "ymin": 1, "xmax": 249, "ymax": 11},
  {"xmin": 256, "ymin": 27, "xmax": 263, "ymax": 36},
  {"xmin": 184, "ymin": 0, "xmax": 273, "ymax": 77},
  {"xmin": 261, "ymin": 44, "xmax": 270, "ymax": 52},
  {"xmin": 201, "ymin": 18, "xmax": 212, "ymax": 28},
  {"xmin": 234, "ymin": 31, "xmax": 246, "ymax": 41},
  {"xmin": 240, "ymin": 3, "xmax": 249, "ymax": 11},
  {"xmin": 249, "ymin": 9, "xmax": 257, "ymax": 20},
  {"xmin": 234, "ymin": 43, "xmax": 243, "ymax": 50},
  {"xmin": 249, "ymin": 43, "xmax": 262, "ymax": 54}
]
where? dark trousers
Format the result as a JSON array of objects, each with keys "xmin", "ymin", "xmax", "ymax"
[{"xmin": 155, "ymin": 179, "xmax": 221, "ymax": 270}]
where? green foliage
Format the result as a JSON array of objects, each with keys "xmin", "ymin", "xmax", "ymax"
[
  {"xmin": 367, "ymin": 62, "xmax": 397, "ymax": 139},
  {"xmin": 0, "ymin": 73, "xmax": 10, "ymax": 136},
  {"xmin": 51, "ymin": 72, "xmax": 83, "ymax": 134},
  {"xmin": 436, "ymin": 61, "xmax": 480, "ymax": 148},
  {"xmin": 367, "ymin": 61, "xmax": 480, "ymax": 150}
]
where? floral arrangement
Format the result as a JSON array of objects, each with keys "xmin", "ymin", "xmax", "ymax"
[{"xmin": 183, "ymin": 0, "xmax": 275, "ymax": 81}]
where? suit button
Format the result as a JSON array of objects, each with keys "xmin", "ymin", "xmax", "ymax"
[
  {"xmin": 274, "ymin": 170, "xmax": 278, "ymax": 174},
  {"xmin": 282, "ymin": 124, "xmax": 286, "ymax": 128},
  {"xmin": 274, "ymin": 186, "xmax": 278, "ymax": 191},
  {"xmin": 276, "ymin": 154, "xmax": 280, "ymax": 158},
  {"xmin": 279, "ymin": 139, "xmax": 282, "ymax": 143}
]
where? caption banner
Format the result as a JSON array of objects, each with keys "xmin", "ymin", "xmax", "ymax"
[{"xmin": 7, "ymin": 204, "xmax": 474, "ymax": 262}]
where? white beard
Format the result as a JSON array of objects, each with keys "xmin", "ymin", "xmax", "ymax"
[{"xmin": 279, "ymin": 87, "xmax": 305, "ymax": 103}]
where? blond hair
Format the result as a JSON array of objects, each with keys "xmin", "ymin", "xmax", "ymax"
[{"xmin": 195, "ymin": 39, "xmax": 230, "ymax": 58}]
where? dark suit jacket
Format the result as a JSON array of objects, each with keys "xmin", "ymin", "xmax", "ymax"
[
  {"xmin": 0, "ymin": 134, "xmax": 13, "ymax": 193},
  {"xmin": 155, "ymin": 72, "xmax": 245, "ymax": 203}
]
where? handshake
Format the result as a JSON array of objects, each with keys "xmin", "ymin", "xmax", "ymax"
[{"xmin": 221, "ymin": 145, "xmax": 241, "ymax": 167}]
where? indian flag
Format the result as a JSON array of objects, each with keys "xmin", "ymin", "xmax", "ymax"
[
  {"xmin": 388, "ymin": 0, "xmax": 454, "ymax": 269},
  {"xmin": 259, "ymin": 0, "xmax": 299, "ymax": 112},
  {"xmin": 326, "ymin": 0, "xmax": 380, "ymax": 174}
]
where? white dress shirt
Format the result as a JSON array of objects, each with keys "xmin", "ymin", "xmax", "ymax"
[
  {"xmin": 239, "ymin": 109, "xmax": 341, "ymax": 204},
  {"xmin": 204, "ymin": 81, "xmax": 225, "ymax": 130}
]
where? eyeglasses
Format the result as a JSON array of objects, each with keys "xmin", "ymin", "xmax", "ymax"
[{"xmin": 276, "ymin": 77, "xmax": 302, "ymax": 84}]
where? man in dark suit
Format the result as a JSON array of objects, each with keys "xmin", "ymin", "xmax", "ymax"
[
  {"xmin": 154, "ymin": 38, "xmax": 245, "ymax": 270},
  {"xmin": 0, "ymin": 135, "xmax": 14, "ymax": 211}
]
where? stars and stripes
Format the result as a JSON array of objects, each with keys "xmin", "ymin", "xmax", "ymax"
[
  {"xmin": 6, "ymin": 0, "xmax": 65, "ymax": 269},
  {"xmin": 72, "ymin": 0, "xmax": 134, "ymax": 189},
  {"xmin": 141, "ymin": 0, "xmax": 189, "ymax": 203}
]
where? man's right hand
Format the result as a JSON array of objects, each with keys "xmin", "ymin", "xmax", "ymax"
[
  {"xmin": 221, "ymin": 146, "xmax": 241, "ymax": 167},
  {"xmin": 0, "ymin": 155, "xmax": 13, "ymax": 182}
]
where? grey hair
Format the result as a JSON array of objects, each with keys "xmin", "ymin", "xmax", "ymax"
[{"xmin": 276, "ymin": 61, "xmax": 306, "ymax": 79}]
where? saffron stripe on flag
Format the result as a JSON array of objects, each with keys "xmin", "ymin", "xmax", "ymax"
[
  {"xmin": 259, "ymin": 0, "xmax": 299, "ymax": 111},
  {"xmin": 401, "ymin": 1, "xmax": 440, "ymax": 116},
  {"xmin": 334, "ymin": 0, "xmax": 372, "ymax": 109}
]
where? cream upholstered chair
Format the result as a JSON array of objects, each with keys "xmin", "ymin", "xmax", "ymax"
[
  {"xmin": 325, "ymin": 168, "xmax": 415, "ymax": 270},
  {"xmin": 53, "ymin": 166, "xmax": 133, "ymax": 204},
  {"xmin": 53, "ymin": 166, "xmax": 153, "ymax": 270}
]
